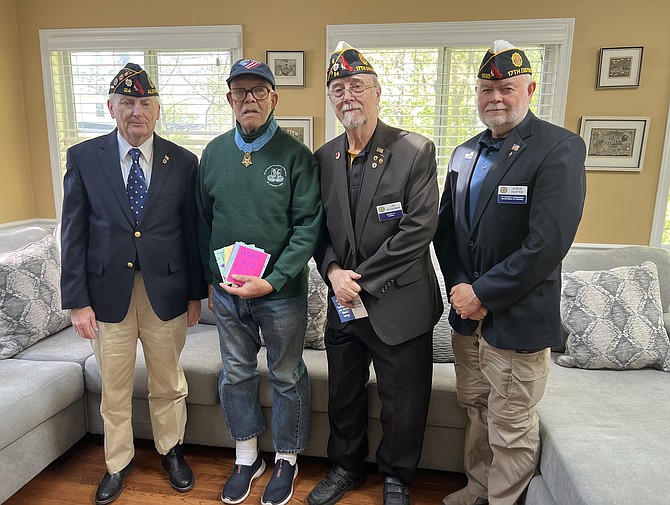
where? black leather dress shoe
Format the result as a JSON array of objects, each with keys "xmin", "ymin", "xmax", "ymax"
[
  {"xmin": 161, "ymin": 444, "xmax": 194, "ymax": 492},
  {"xmin": 383, "ymin": 476, "xmax": 410, "ymax": 505},
  {"xmin": 307, "ymin": 465, "xmax": 366, "ymax": 505},
  {"xmin": 95, "ymin": 463, "xmax": 133, "ymax": 505}
]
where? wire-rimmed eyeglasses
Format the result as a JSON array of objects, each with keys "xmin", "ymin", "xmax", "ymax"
[
  {"xmin": 327, "ymin": 83, "xmax": 376, "ymax": 102},
  {"xmin": 229, "ymin": 86, "xmax": 272, "ymax": 102}
]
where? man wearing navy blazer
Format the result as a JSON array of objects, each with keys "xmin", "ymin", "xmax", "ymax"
[
  {"xmin": 434, "ymin": 41, "xmax": 586, "ymax": 505},
  {"xmin": 61, "ymin": 63, "xmax": 207, "ymax": 505},
  {"xmin": 308, "ymin": 43, "xmax": 443, "ymax": 505}
]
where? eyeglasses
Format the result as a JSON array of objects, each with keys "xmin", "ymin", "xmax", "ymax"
[
  {"xmin": 229, "ymin": 86, "xmax": 272, "ymax": 102},
  {"xmin": 328, "ymin": 83, "xmax": 376, "ymax": 101}
]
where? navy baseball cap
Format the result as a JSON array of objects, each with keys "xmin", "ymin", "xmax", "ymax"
[{"xmin": 227, "ymin": 59, "xmax": 276, "ymax": 90}]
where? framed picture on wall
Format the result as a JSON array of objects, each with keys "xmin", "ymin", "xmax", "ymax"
[
  {"xmin": 579, "ymin": 116, "xmax": 650, "ymax": 171},
  {"xmin": 597, "ymin": 46, "xmax": 643, "ymax": 89},
  {"xmin": 266, "ymin": 51, "xmax": 305, "ymax": 87},
  {"xmin": 276, "ymin": 116, "xmax": 313, "ymax": 151}
]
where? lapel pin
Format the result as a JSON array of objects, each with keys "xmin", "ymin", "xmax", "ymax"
[
  {"xmin": 162, "ymin": 155, "xmax": 169, "ymax": 165},
  {"xmin": 465, "ymin": 152, "xmax": 474, "ymax": 160},
  {"xmin": 373, "ymin": 155, "xmax": 378, "ymax": 161},
  {"xmin": 372, "ymin": 162, "xmax": 378, "ymax": 169},
  {"xmin": 335, "ymin": 152, "xmax": 341, "ymax": 160},
  {"xmin": 512, "ymin": 144, "xmax": 520, "ymax": 151},
  {"xmin": 379, "ymin": 157, "xmax": 384, "ymax": 164},
  {"xmin": 376, "ymin": 147, "xmax": 384, "ymax": 154}
]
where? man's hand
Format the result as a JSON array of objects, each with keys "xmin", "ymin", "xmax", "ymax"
[
  {"xmin": 450, "ymin": 283, "xmax": 487, "ymax": 320},
  {"xmin": 468, "ymin": 306, "xmax": 489, "ymax": 321},
  {"xmin": 186, "ymin": 299, "xmax": 202, "ymax": 327},
  {"xmin": 221, "ymin": 276, "xmax": 274, "ymax": 299},
  {"xmin": 71, "ymin": 306, "xmax": 98, "ymax": 339},
  {"xmin": 327, "ymin": 263, "xmax": 362, "ymax": 308}
]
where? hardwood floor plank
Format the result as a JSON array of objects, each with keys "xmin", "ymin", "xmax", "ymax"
[{"xmin": 6, "ymin": 435, "xmax": 466, "ymax": 504}]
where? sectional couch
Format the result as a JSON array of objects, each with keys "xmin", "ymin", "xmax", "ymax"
[{"xmin": 1, "ymin": 223, "xmax": 669, "ymax": 504}]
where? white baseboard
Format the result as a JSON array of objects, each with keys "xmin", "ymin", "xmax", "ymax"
[
  {"xmin": 0, "ymin": 218, "xmax": 58, "ymax": 231},
  {"xmin": 570, "ymin": 242, "xmax": 646, "ymax": 253}
]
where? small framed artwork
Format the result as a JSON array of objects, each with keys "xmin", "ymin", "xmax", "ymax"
[
  {"xmin": 266, "ymin": 51, "xmax": 305, "ymax": 87},
  {"xmin": 597, "ymin": 46, "xmax": 643, "ymax": 89},
  {"xmin": 579, "ymin": 116, "xmax": 650, "ymax": 171},
  {"xmin": 276, "ymin": 116, "xmax": 313, "ymax": 151}
]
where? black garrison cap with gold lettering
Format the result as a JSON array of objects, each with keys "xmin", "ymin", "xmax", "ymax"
[
  {"xmin": 478, "ymin": 40, "xmax": 532, "ymax": 80},
  {"xmin": 109, "ymin": 63, "xmax": 159, "ymax": 97},
  {"xmin": 327, "ymin": 41, "xmax": 377, "ymax": 85}
]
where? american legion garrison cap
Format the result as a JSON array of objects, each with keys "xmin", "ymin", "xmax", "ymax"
[
  {"xmin": 327, "ymin": 41, "xmax": 377, "ymax": 85},
  {"xmin": 478, "ymin": 40, "xmax": 532, "ymax": 80},
  {"xmin": 109, "ymin": 63, "xmax": 159, "ymax": 97}
]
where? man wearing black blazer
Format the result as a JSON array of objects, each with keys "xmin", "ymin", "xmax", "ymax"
[
  {"xmin": 61, "ymin": 63, "xmax": 207, "ymax": 505},
  {"xmin": 434, "ymin": 41, "xmax": 586, "ymax": 505},
  {"xmin": 308, "ymin": 43, "xmax": 443, "ymax": 505}
]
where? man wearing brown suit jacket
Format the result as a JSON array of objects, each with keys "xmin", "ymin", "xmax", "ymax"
[{"xmin": 308, "ymin": 42, "xmax": 443, "ymax": 505}]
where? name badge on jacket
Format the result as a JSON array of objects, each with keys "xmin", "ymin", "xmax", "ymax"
[
  {"xmin": 377, "ymin": 202, "xmax": 403, "ymax": 221},
  {"xmin": 498, "ymin": 185, "xmax": 528, "ymax": 204}
]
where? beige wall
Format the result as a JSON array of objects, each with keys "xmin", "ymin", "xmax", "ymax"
[
  {"xmin": 1, "ymin": 0, "xmax": 34, "ymax": 222},
  {"xmin": 6, "ymin": 0, "xmax": 670, "ymax": 245}
]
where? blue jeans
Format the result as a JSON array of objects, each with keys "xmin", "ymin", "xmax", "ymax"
[{"xmin": 212, "ymin": 288, "xmax": 310, "ymax": 453}]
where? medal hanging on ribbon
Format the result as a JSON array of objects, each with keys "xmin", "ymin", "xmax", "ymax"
[{"xmin": 234, "ymin": 118, "xmax": 278, "ymax": 168}]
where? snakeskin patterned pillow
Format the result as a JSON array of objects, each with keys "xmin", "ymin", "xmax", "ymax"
[
  {"xmin": 0, "ymin": 234, "xmax": 71, "ymax": 359},
  {"xmin": 559, "ymin": 261, "xmax": 670, "ymax": 371}
]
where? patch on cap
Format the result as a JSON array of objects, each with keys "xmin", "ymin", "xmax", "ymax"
[
  {"xmin": 478, "ymin": 40, "xmax": 532, "ymax": 80},
  {"xmin": 327, "ymin": 41, "xmax": 377, "ymax": 84},
  {"xmin": 227, "ymin": 59, "xmax": 276, "ymax": 89}
]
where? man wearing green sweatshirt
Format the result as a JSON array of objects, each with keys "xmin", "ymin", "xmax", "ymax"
[{"xmin": 196, "ymin": 59, "xmax": 323, "ymax": 505}]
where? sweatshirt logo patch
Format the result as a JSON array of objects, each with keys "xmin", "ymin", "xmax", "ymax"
[{"xmin": 265, "ymin": 165, "xmax": 286, "ymax": 187}]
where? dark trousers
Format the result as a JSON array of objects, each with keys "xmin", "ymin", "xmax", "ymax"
[{"xmin": 325, "ymin": 318, "xmax": 433, "ymax": 484}]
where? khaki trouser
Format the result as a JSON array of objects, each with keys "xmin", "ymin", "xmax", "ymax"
[
  {"xmin": 91, "ymin": 273, "xmax": 188, "ymax": 474},
  {"xmin": 452, "ymin": 328, "xmax": 550, "ymax": 505}
]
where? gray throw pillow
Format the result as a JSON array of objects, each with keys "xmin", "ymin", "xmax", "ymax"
[
  {"xmin": 559, "ymin": 261, "xmax": 670, "ymax": 371},
  {"xmin": 0, "ymin": 234, "xmax": 71, "ymax": 359}
]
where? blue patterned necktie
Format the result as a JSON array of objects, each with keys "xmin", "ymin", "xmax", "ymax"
[{"xmin": 127, "ymin": 148, "xmax": 147, "ymax": 223}]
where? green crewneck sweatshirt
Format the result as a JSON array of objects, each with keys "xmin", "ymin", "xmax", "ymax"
[{"xmin": 197, "ymin": 118, "xmax": 323, "ymax": 299}]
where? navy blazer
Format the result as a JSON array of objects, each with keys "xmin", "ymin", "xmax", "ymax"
[
  {"xmin": 315, "ymin": 121, "xmax": 443, "ymax": 345},
  {"xmin": 61, "ymin": 130, "xmax": 207, "ymax": 323},
  {"xmin": 434, "ymin": 112, "xmax": 586, "ymax": 350}
]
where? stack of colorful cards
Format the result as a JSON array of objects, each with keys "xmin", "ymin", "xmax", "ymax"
[{"xmin": 213, "ymin": 242, "xmax": 271, "ymax": 287}]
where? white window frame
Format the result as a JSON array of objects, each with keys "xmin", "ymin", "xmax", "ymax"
[
  {"xmin": 324, "ymin": 19, "xmax": 575, "ymax": 142},
  {"xmin": 650, "ymin": 104, "xmax": 670, "ymax": 247},
  {"xmin": 39, "ymin": 25, "xmax": 243, "ymax": 220}
]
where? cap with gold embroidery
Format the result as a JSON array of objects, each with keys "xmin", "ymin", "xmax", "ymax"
[
  {"xmin": 109, "ymin": 63, "xmax": 159, "ymax": 97},
  {"xmin": 327, "ymin": 41, "xmax": 377, "ymax": 85},
  {"xmin": 477, "ymin": 40, "xmax": 532, "ymax": 81}
]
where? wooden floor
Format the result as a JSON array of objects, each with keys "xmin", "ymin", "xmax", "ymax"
[{"xmin": 7, "ymin": 435, "xmax": 466, "ymax": 505}]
